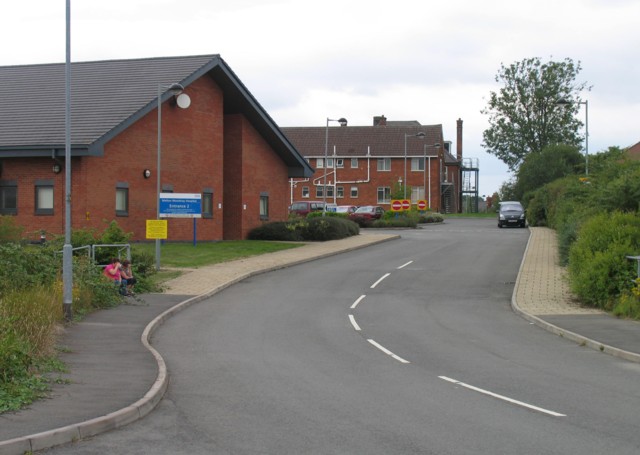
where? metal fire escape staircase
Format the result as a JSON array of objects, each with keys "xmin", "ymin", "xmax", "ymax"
[{"xmin": 461, "ymin": 158, "xmax": 480, "ymax": 213}]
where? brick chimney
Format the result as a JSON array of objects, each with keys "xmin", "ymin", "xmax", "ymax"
[
  {"xmin": 373, "ymin": 115, "xmax": 387, "ymax": 127},
  {"xmin": 456, "ymin": 118, "xmax": 463, "ymax": 162}
]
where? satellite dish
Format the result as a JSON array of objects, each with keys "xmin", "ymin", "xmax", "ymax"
[{"xmin": 176, "ymin": 93, "xmax": 191, "ymax": 109}]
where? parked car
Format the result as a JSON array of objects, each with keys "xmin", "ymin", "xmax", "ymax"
[
  {"xmin": 498, "ymin": 201, "xmax": 526, "ymax": 228},
  {"xmin": 334, "ymin": 205, "xmax": 358, "ymax": 214},
  {"xmin": 349, "ymin": 205, "xmax": 385, "ymax": 220},
  {"xmin": 289, "ymin": 201, "xmax": 327, "ymax": 217}
]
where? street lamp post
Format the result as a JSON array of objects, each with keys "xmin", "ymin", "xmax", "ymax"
[
  {"xmin": 62, "ymin": 0, "xmax": 72, "ymax": 320},
  {"xmin": 156, "ymin": 83, "xmax": 190, "ymax": 271},
  {"xmin": 404, "ymin": 132, "xmax": 426, "ymax": 200},
  {"xmin": 323, "ymin": 117, "xmax": 347, "ymax": 215},
  {"xmin": 557, "ymin": 98, "xmax": 589, "ymax": 176}
]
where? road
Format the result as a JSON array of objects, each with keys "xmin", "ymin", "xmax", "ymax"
[{"xmin": 42, "ymin": 219, "xmax": 640, "ymax": 454}]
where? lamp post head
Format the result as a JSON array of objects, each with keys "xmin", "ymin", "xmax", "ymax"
[
  {"xmin": 338, "ymin": 118, "xmax": 348, "ymax": 127},
  {"xmin": 167, "ymin": 83, "xmax": 184, "ymax": 96}
]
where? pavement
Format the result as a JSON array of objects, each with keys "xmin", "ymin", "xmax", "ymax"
[{"xmin": 1, "ymin": 227, "xmax": 639, "ymax": 454}]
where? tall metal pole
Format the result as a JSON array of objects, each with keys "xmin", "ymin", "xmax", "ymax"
[
  {"xmin": 155, "ymin": 85, "xmax": 162, "ymax": 271},
  {"xmin": 62, "ymin": 0, "xmax": 73, "ymax": 321},
  {"xmin": 323, "ymin": 117, "xmax": 329, "ymax": 216},
  {"xmin": 322, "ymin": 117, "xmax": 347, "ymax": 215},
  {"xmin": 403, "ymin": 134, "xmax": 408, "ymax": 200},
  {"xmin": 584, "ymin": 100, "xmax": 589, "ymax": 176}
]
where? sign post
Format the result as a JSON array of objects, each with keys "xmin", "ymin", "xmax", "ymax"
[{"xmin": 147, "ymin": 193, "xmax": 202, "ymax": 255}]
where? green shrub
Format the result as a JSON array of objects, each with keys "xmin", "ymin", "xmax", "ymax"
[
  {"xmin": 568, "ymin": 212, "xmax": 640, "ymax": 308},
  {"xmin": 0, "ymin": 243, "xmax": 59, "ymax": 295},
  {"xmin": 247, "ymin": 218, "xmax": 358, "ymax": 241},
  {"xmin": 0, "ymin": 317, "xmax": 31, "ymax": 384},
  {"xmin": 418, "ymin": 212, "xmax": 444, "ymax": 224},
  {"xmin": 302, "ymin": 217, "xmax": 359, "ymax": 240},
  {"xmin": 372, "ymin": 217, "xmax": 417, "ymax": 228},
  {"xmin": 0, "ymin": 216, "xmax": 23, "ymax": 243},
  {"xmin": 248, "ymin": 222, "xmax": 303, "ymax": 241},
  {"xmin": 611, "ymin": 290, "xmax": 640, "ymax": 320},
  {"xmin": 307, "ymin": 211, "xmax": 349, "ymax": 219}
]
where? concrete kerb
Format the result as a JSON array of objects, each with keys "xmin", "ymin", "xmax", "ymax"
[
  {"xmin": 511, "ymin": 229, "xmax": 640, "ymax": 364},
  {"xmin": 0, "ymin": 234, "xmax": 400, "ymax": 455}
]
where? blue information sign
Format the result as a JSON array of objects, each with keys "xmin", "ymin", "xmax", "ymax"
[{"xmin": 159, "ymin": 193, "xmax": 202, "ymax": 218}]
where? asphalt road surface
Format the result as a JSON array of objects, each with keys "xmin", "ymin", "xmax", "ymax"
[{"xmin": 42, "ymin": 219, "xmax": 640, "ymax": 454}]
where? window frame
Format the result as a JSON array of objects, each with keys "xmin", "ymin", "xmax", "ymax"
[
  {"xmin": 0, "ymin": 179, "xmax": 17, "ymax": 215},
  {"xmin": 377, "ymin": 158, "xmax": 391, "ymax": 171},
  {"xmin": 377, "ymin": 186, "xmax": 391, "ymax": 204},
  {"xmin": 34, "ymin": 179, "xmax": 54, "ymax": 216},
  {"xmin": 202, "ymin": 188, "xmax": 213, "ymax": 219},
  {"xmin": 411, "ymin": 157, "xmax": 425, "ymax": 171},
  {"xmin": 259, "ymin": 192, "xmax": 269, "ymax": 220},
  {"xmin": 350, "ymin": 186, "xmax": 358, "ymax": 198},
  {"xmin": 115, "ymin": 182, "xmax": 129, "ymax": 217},
  {"xmin": 351, "ymin": 158, "xmax": 358, "ymax": 169}
]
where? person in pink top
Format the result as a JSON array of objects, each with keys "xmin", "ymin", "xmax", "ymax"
[{"xmin": 103, "ymin": 257, "xmax": 123, "ymax": 288}]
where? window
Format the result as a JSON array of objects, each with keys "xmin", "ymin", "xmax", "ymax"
[
  {"xmin": 411, "ymin": 186, "xmax": 425, "ymax": 202},
  {"xmin": 336, "ymin": 186, "xmax": 344, "ymax": 198},
  {"xmin": 411, "ymin": 157, "xmax": 425, "ymax": 171},
  {"xmin": 259, "ymin": 192, "xmax": 269, "ymax": 220},
  {"xmin": 377, "ymin": 158, "xmax": 391, "ymax": 171},
  {"xmin": 0, "ymin": 180, "xmax": 17, "ymax": 215},
  {"xmin": 351, "ymin": 158, "xmax": 358, "ymax": 168},
  {"xmin": 326, "ymin": 186, "xmax": 334, "ymax": 198},
  {"xmin": 377, "ymin": 186, "xmax": 391, "ymax": 204},
  {"xmin": 316, "ymin": 158, "xmax": 324, "ymax": 168},
  {"xmin": 35, "ymin": 180, "xmax": 54, "ymax": 215},
  {"xmin": 302, "ymin": 186, "xmax": 309, "ymax": 198},
  {"xmin": 336, "ymin": 159, "xmax": 344, "ymax": 168},
  {"xmin": 115, "ymin": 182, "xmax": 129, "ymax": 216},
  {"xmin": 351, "ymin": 186, "xmax": 358, "ymax": 198},
  {"xmin": 202, "ymin": 188, "xmax": 213, "ymax": 218},
  {"xmin": 326, "ymin": 158, "xmax": 334, "ymax": 169},
  {"xmin": 316, "ymin": 186, "xmax": 333, "ymax": 198}
]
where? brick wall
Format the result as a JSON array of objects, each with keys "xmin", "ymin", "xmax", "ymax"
[
  {"xmin": 291, "ymin": 156, "xmax": 443, "ymax": 212},
  {"xmin": 224, "ymin": 115, "xmax": 289, "ymax": 239},
  {"xmin": 3, "ymin": 77, "xmax": 226, "ymax": 241}
]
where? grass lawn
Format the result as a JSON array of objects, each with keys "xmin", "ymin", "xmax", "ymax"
[{"xmin": 132, "ymin": 240, "xmax": 304, "ymax": 268}]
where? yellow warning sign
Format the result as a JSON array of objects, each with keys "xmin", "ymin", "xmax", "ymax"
[{"xmin": 146, "ymin": 220, "xmax": 168, "ymax": 239}]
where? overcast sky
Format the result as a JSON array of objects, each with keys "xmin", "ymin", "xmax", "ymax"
[{"xmin": 3, "ymin": 0, "xmax": 638, "ymax": 196}]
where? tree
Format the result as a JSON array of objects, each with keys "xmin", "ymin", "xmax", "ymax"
[
  {"xmin": 481, "ymin": 57, "xmax": 589, "ymax": 171},
  {"xmin": 514, "ymin": 144, "xmax": 583, "ymax": 202}
]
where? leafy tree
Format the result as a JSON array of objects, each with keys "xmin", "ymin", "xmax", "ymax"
[
  {"xmin": 481, "ymin": 57, "xmax": 588, "ymax": 171},
  {"xmin": 514, "ymin": 144, "xmax": 583, "ymax": 202}
]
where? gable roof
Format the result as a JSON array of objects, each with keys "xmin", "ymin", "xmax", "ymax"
[
  {"xmin": 281, "ymin": 124, "xmax": 459, "ymax": 164},
  {"xmin": 0, "ymin": 54, "xmax": 313, "ymax": 177}
]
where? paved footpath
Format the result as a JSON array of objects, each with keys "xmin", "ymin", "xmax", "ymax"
[{"xmin": 1, "ymin": 228, "xmax": 639, "ymax": 455}]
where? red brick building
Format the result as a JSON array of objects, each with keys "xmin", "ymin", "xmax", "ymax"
[
  {"xmin": 627, "ymin": 141, "xmax": 640, "ymax": 160},
  {"xmin": 0, "ymin": 55, "xmax": 313, "ymax": 241},
  {"xmin": 281, "ymin": 116, "xmax": 463, "ymax": 213}
]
